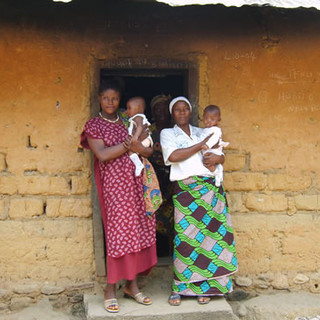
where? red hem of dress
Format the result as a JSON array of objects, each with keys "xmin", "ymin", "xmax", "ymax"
[{"xmin": 106, "ymin": 244, "xmax": 157, "ymax": 284}]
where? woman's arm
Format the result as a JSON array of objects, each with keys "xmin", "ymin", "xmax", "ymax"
[
  {"xmin": 87, "ymin": 138, "xmax": 128, "ymax": 162},
  {"xmin": 130, "ymin": 140, "xmax": 153, "ymax": 158},
  {"xmin": 161, "ymin": 128, "xmax": 212, "ymax": 164},
  {"xmin": 168, "ymin": 141, "xmax": 205, "ymax": 162}
]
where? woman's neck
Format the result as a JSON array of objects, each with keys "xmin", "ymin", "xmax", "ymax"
[{"xmin": 178, "ymin": 123, "xmax": 191, "ymax": 136}]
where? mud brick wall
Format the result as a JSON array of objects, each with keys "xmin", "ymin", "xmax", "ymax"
[{"xmin": 0, "ymin": 1, "xmax": 319, "ymax": 297}]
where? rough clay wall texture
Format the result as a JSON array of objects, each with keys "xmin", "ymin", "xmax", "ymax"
[
  {"xmin": 0, "ymin": 25, "xmax": 94, "ymax": 284},
  {"xmin": 0, "ymin": 3, "xmax": 319, "ymax": 293}
]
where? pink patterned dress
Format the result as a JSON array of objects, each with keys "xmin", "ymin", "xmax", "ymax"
[{"xmin": 81, "ymin": 115, "xmax": 157, "ymax": 283}]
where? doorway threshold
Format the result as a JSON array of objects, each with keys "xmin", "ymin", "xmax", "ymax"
[{"xmin": 157, "ymin": 256, "xmax": 172, "ymax": 266}]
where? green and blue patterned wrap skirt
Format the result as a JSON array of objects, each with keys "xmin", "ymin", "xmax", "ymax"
[{"xmin": 172, "ymin": 176, "xmax": 237, "ymax": 296}]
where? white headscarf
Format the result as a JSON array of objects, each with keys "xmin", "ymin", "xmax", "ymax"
[{"xmin": 169, "ymin": 96, "xmax": 192, "ymax": 114}]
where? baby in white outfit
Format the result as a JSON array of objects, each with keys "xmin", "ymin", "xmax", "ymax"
[
  {"xmin": 126, "ymin": 97, "xmax": 153, "ymax": 176},
  {"xmin": 201, "ymin": 105, "xmax": 229, "ymax": 187}
]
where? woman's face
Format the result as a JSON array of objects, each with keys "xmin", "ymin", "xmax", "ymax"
[
  {"xmin": 99, "ymin": 89, "xmax": 121, "ymax": 116},
  {"xmin": 152, "ymin": 101, "xmax": 170, "ymax": 122},
  {"xmin": 172, "ymin": 101, "xmax": 191, "ymax": 126}
]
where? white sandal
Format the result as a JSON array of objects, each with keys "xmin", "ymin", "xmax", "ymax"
[{"xmin": 104, "ymin": 298, "xmax": 119, "ymax": 313}]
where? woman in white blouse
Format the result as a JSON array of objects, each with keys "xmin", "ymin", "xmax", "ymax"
[{"xmin": 160, "ymin": 97, "xmax": 238, "ymax": 306}]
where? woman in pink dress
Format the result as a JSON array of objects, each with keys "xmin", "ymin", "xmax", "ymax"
[{"xmin": 80, "ymin": 80, "xmax": 157, "ymax": 313}]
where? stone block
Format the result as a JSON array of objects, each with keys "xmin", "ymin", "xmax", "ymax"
[
  {"xmin": 294, "ymin": 195, "xmax": 320, "ymax": 210},
  {"xmin": 244, "ymin": 193, "xmax": 288, "ymax": 212},
  {"xmin": 18, "ymin": 176, "xmax": 70, "ymax": 195},
  {"xmin": 293, "ymin": 273, "xmax": 309, "ymax": 284},
  {"xmin": 71, "ymin": 175, "xmax": 91, "ymax": 195},
  {"xmin": 46, "ymin": 197, "xmax": 92, "ymax": 218},
  {"xmin": 271, "ymin": 274, "xmax": 289, "ymax": 290},
  {"xmin": 234, "ymin": 276, "xmax": 253, "ymax": 287},
  {"xmin": 9, "ymin": 297, "xmax": 33, "ymax": 311},
  {"xmin": 41, "ymin": 285, "xmax": 65, "ymax": 295},
  {"xmin": 13, "ymin": 284, "xmax": 40, "ymax": 295},
  {"xmin": 224, "ymin": 172, "xmax": 267, "ymax": 191},
  {"xmin": 268, "ymin": 173, "xmax": 312, "ymax": 191},
  {"xmin": 9, "ymin": 198, "xmax": 44, "ymax": 219},
  {"xmin": 0, "ymin": 176, "xmax": 17, "ymax": 195},
  {"xmin": 224, "ymin": 153, "xmax": 246, "ymax": 171}
]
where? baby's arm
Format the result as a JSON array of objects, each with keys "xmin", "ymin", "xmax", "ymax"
[
  {"xmin": 205, "ymin": 127, "xmax": 221, "ymax": 149},
  {"xmin": 131, "ymin": 115, "xmax": 144, "ymax": 140}
]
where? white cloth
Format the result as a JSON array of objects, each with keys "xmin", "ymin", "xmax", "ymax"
[
  {"xmin": 160, "ymin": 124, "xmax": 214, "ymax": 181},
  {"xmin": 201, "ymin": 125, "xmax": 229, "ymax": 186},
  {"xmin": 127, "ymin": 113, "xmax": 153, "ymax": 176},
  {"xmin": 128, "ymin": 113, "xmax": 153, "ymax": 147},
  {"xmin": 202, "ymin": 126, "xmax": 222, "ymax": 148}
]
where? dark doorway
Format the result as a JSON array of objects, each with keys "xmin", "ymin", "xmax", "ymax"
[
  {"xmin": 100, "ymin": 68, "xmax": 187, "ymax": 260},
  {"xmin": 100, "ymin": 69, "xmax": 188, "ymax": 120}
]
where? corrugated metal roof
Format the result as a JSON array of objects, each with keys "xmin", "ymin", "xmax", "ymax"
[{"xmin": 156, "ymin": 0, "xmax": 320, "ymax": 9}]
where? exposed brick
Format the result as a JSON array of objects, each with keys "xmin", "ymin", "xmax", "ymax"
[
  {"xmin": 245, "ymin": 193, "xmax": 288, "ymax": 212},
  {"xmin": 250, "ymin": 152, "xmax": 288, "ymax": 172},
  {"xmin": 233, "ymin": 213, "xmax": 320, "ymax": 273},
  {"xmin": 0, "ymin": 199, "xmax": 7, "ymax": 220},
  {"xmin": 0, "ymin": 220, "xmax": 94, "ymax": 281},
  {"xmin": 46, "ymin": 198, "xmax": 92, "ymax": 218},
  {"xmin": 9, "ymin": 198, "xmax": 44, "ymax": 219},
  {"xmin": 224, "ymin": 172, "xmax": 267, "ymax": 191},
  {"xmin": 6, "ymin": 148, "xmax": 90, "ymax": 175},
  {"xmin": 294, "ymin": 195, "xmax": 320, "ymax": 210},
  {"xmin": 18, "ymin": 176, "xmax": 70, "ymax": 195},
  {"xmin": 268, "ymin": 173, "xmax": 312, "ymax": 191},
  {"xmin": 227, "ymin": 192, "xmax": 248, "ymax": 213},
  {"xmin": 224, "ymin": 153, "xmax": 246, "ymax": 171},
  {"xmin": 71, "ymin": 175, "xmax": 91, "ymax": 195},
  {"xmin": 0, "ymin": 176, "xmax": 17, "ymax": 195}
]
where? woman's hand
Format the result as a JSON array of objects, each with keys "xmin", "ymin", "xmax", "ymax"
[
  {"xmin": 122, "ymin": 136, "xmax": 132, "ymax": 150},
  {"xmin": 126, "ymin": 136, "xmax": 153, "ymax": 158},
  {"xmin": 203, "ymin": 153, "xmax": 225, "ymax": 168}
]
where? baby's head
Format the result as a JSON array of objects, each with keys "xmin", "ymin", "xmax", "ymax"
[
  {"xmin": 126, "ymin": 97, "xmax": 146, "ymax": 118},
  {"xmin": 203, "ymin": 105, "xmax": 221, "ymax": 128}
]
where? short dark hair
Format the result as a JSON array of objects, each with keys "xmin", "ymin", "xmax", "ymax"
[
  {"xmin": 99, "ymin": 79, "xmax": 122, "ymax": 96},
  {"xmin": 204, "ymin": 104, "xmax": 220, "ymax": 114}
]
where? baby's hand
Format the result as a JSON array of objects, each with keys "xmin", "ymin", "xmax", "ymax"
[
  {"xmin": 122, "ymin": 136, "xmax": 132, "ymax": 149},
  {"xmin": 201, "ymin": 144, "xmax": 209, "ymax": 151}
]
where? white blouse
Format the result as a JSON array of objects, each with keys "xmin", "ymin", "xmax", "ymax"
[{"xmin": 160, "ymin": 124, "xmax": 214, "ymax": 181}]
